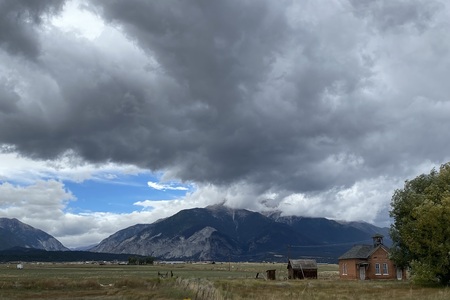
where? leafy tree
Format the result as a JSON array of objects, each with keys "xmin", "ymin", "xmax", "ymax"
[
  {"xmin": 390, "ymin": 163, "xmax": 450, "ymax": 285},
  {"xmin": 128, "ymin": 256, "xmax": 154, "ymax": 265},
  {"xmin": 128, "ymin": 256, "xmax": 138, "ymax": 265},
  {"xmin": 145, "ymin": 256, "xmax": 155, "ymax": 265}
]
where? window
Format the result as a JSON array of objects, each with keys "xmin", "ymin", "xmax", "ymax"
[
  {"xmin": 342, "ymin": 263, "xmax": 347, "ymax": 275},
  {"xmin": 375, "ymin": 263, "xmax": 381, "ymax": 275},
  {"xmin": 383, "ymin": 263, "xmax": 388, "ymax": 275}
]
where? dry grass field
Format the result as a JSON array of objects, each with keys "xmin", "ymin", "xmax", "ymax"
[{"xmin": 0, "ymin": 262, "xmax": 448, "ymax": 299}]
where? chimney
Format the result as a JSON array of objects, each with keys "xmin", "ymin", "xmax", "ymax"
[{"xmin": 372, "ymin": 234, "xmax": 384, "ymax": 248}]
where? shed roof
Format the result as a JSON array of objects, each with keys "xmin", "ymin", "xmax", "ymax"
[{"xmin": 288, "ymin": 259, "xmax": 317, "ymax": 269}]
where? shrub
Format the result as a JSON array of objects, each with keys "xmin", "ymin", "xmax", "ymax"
[{"xmin": 410, "ymin": 260, "xmax": 439, "ymax": 286}]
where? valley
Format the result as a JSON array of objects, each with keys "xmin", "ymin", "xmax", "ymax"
[{"xmin": 0, "ymin": 262, "xmax": 446, "ymax": 299}]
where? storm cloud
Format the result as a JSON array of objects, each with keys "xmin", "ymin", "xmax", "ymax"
[{"xmin": 1, "ymin": 0, "xmax": 450, "ymax": 238}]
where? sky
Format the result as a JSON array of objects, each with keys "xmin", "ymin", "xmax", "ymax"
[{"xmin": 1, "ymin": 0, "xmax": 450, "ymax": 248}]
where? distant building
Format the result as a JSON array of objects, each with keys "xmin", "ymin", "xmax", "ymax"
[
  {"xmin": 266, "ymin": 269, "xmax": 276, "ymax": 280},
  {"xmin": 338, "ymin": 234, "xmax": 406, "ymax": 280},
  {"xmin": 287, "ymin": 259, "xmax": 318, "ymax": 279}
]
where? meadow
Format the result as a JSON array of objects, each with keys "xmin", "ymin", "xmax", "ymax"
[{"xmin": 0, "ymin": 262, "xmax": 448, "ymax": 299}]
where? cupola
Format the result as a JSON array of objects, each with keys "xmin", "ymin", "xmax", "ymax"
[{"xmin": 372, "ymin": 234, "xmax": 384, "ymax": 248}]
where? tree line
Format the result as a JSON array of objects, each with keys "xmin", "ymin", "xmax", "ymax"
[{"xmin": 127, "ymin": 256, "xmax": 154, "ymax": 265}]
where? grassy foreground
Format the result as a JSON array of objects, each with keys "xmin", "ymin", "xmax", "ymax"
[{"xmin": 0, "ymin": 262, "xmax": 448, "ymax": 299}]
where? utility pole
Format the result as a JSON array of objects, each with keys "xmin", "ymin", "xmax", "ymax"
[{"xmin": 287, "ymin": 244, "xmax": 290, "ymax": 262}]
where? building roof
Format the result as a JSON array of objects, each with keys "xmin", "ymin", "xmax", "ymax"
[
  {"xmin": 338, "ymin": 245, "xmax": 373, "ymax": 260},
  {"xmin": 338, "ymin": 244, "xmax": 390, "ymax": 260},
  {"xmin": 372, "ymin": 233, "xmax": 384, "ymax": 238},
  {"xmin": 288, "ymin": 259, "xmax": 317, "ymax": 269}
]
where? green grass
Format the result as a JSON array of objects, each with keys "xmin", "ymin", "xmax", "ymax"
[{"xmin": 0, "ymin": 262, "xmax": 448, "ymax": 299}]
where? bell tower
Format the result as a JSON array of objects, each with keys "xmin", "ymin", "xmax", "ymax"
[{"xmin": 372, "ymin": 234, "xmax": 384, "ymax": 247}]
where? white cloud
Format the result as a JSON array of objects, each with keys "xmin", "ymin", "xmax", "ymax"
[
  {"xmin": 50, "ymin": 0, "xmax": 106, "ymax": 40},
  {"xmin": 0, "ymin": 180, "xmax": 74, "ymax": 232},
  {"xmin": 147, "ymin": 181, "xmax": 189, "ymax": 191},
  {"xmin": 0, "ymin": 180, "xmax": 74, "ymax": 212},
  {"xmin": 0, "ymin": 151, "xmax": 145, "ymax": 184}
]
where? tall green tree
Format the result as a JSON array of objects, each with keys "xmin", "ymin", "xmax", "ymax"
[{"xmin": 390, "ymin": 163, "xmax": 450, "ymax": 285}]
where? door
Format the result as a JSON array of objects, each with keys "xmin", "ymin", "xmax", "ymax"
[
  {"xmin": 396, "ymin": 268, "xmax": 403, "ymax": 280},
  {"xmin": 359, "ymin": 266, "xmax": 366, "ymax": 280}
]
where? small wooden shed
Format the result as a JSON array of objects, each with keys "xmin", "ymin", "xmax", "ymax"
[
  {"xmin": 266, "ymin": 269, "xmax": 276, "ymax": 280},
  {"xmin": 287, "ymin": 259, "xmax": 317, "ymax": 279}
]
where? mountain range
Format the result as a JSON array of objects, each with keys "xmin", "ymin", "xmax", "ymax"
[
  {"xmin": 91, "ymin": 204, "xmax": 390, "ymax": 262},
  {"xmin": 0, "ymin": 206, "xmax": 390, "ymax": 262}
]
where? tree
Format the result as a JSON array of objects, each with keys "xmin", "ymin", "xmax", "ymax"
[
  {"xmin": 128, "ymin": 256, "xmax": 138, "ymax": 265},
  {"xmin": 144, "ymin": 256, "xmax": 155, "ymax": 265},
  {"xmin": 128, "ymin": 256, "xmax": 154, "ymax": 265},
  {"xmin": 390, "ymin": 163, "xmax": 450, "ymax": 285}
]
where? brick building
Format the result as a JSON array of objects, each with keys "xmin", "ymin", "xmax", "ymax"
[{"xmin": 338, "ymin": 234, "xmax": 406, "ymax": 280}]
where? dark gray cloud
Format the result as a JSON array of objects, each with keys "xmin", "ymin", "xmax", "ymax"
[
  {"xmin": 349, "ymin": 0, "xmax": 442, "ymax": 33},
  {"xmin": 0, "ymin": 0, "xmax": 65, "ymax": 58},
  {"xmin": 0, "ymin": 78, "xmax": 20, "ymax": 114},
  {"xmin": 1, "ymin": 0, "xmax": 450, "ymax": 205}
]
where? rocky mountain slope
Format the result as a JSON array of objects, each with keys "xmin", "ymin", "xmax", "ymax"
[
  {"xmin": 91, "ymin": 205, "xmax": 390, "ymax": 262},
  {"xmin": 0, "ymin": 218, "xmax": 68, "ymax": 251}
]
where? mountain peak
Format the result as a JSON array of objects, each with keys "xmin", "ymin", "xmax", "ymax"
[
  {"xmin": 205, "ymin": 201, "xmax": 231, "ymax": 210},
  {"xmin": 91, "ymin": 206, "xmax": 389, "ymax": 262},
  {"xmin": 0, "ymin": 218, "xmax": 69, "ymax": 251}
]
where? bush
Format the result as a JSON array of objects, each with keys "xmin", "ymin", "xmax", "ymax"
[{"xmin": 410, "ymin": 261, "xmax": 439, "ymax": 286}]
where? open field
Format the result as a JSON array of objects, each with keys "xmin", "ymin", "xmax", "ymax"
[{"xmin": 0, "ymin": 262, "xmax": 449, "ymax": 299}]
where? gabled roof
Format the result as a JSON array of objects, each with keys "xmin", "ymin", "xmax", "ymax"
[
  {"xmin": 338, "ymin": 244, "xmax": 373, "ymax": 260},
  {"xmin": 288, "ymin": 259, "xmax": 317, "ymax": 269},
  {"xmin": 338, "ymin": 244, "xmax": 390, "ymax": 260}
]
